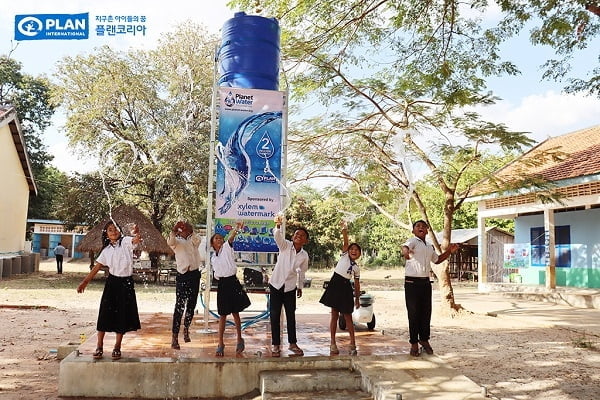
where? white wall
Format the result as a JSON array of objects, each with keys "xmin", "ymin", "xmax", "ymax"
[{"xmin": 515, "ymin": 208, "xmax": 600, "ymax": 269}]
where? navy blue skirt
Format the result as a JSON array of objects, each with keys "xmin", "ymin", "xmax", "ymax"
[
  {"xmin": 216, "ymin": 275, "xmax": 251, "ymax": 316},
  {"xmin": 319, "ymin": 272, "xmax": 354, "ymax": 314},
  {"xmin": 97, "ymin": 274, "xmax": 141, "ymax": 334}
]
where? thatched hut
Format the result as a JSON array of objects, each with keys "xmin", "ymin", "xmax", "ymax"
[{"xmin": 76, "ymin": 205, "xmax": 173, "ymax": 271}]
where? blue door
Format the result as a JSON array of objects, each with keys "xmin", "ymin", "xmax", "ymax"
[
  {"xmin": 48, "ymin": 234, "xmax": 61, "ymax": 257},
  {"xmin": 73, "ymin": 235, "xmax": 84, "ymax": 258},
  {"xmin": 32, "ymin": 233, "xmax": 41, "ymax": 253}
]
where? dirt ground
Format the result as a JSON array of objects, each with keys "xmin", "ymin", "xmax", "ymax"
[{"xmin": 0, "ymin": 259, "xmax": 598, "ymax": 400}]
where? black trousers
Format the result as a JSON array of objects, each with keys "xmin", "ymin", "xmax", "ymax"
[
  {"xmin": 55, "ymin": 255, "xmax": 63, "ymax": 274},
  {"xmin": 172, "ymin": 269, "xmax": 201, "ymax": 334},
  {"xmin": 404, "ymin": 277, "xmax": 432, "ymax": 344},
  {"xmin": 269, "ymin": 284, "xmax": 298, "ymax": 346}
]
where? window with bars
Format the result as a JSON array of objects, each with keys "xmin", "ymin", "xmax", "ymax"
[{"xmin": 530, "ymin": 225, "xmax": 571, "ymax": 267}]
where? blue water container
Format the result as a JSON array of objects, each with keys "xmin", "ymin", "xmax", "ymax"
[{"xmin": 218, "ymin": 12, "xmax": 280, "ymax": 90}]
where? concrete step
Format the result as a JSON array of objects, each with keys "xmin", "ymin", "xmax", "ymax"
[
  {"xmin": 263, "ymin": 389, "xmax": 372, "ymax": 400},
  {"xmin": 260, "ymin": 368, "xmax": 363, "ymax": 395},
  {"xmin": 500, "ymin": 290, "xmax": 600, "ymax": 309}
]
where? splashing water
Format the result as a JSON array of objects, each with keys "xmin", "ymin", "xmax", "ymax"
[
  {"xmin": 339, "ymin": 210, "xmax": 364, "ymax": 223},
  {"xmin": 98, "ymin": 139, "xmax": 140, "ymax": 230},
  {"xmin": 216, "ymin": 111, "xmax": 283, "ymax": 214}
]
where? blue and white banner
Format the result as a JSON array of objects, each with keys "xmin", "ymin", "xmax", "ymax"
[
  {"xmin": 215, "ymin": 87, "xmax": 285, "ymax": 252},
  {"xmin": 14, "ymin": 13, "xmax": 89, "ymax": 40}
]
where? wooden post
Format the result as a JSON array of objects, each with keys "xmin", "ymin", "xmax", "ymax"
[{"xmin": 477, "ymin": 216, "xmax": 487, "ymax": 291}]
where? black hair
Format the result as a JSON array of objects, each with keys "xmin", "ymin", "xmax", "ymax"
[
  {"xmin": 348, "ymin": 242, "xmax": 362, "ymax": 254},
  {"xmin": 209, "ymin": 233, "xmax": 223, "ymax": 249},
  {"xmin": 412, "ymin": 220, "xmax": 429, "ymax": 228},
  {"xmin": 295, "ymin": 227, "xmax": 309, "ymax": 240},
  {"xmin": 101, "ymin": 220, "xmax": 123, "ymax": 250}
]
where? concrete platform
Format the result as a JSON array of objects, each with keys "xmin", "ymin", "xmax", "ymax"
[
  {"xmin": 59, "ymin": 312, "xmax": 486, "ymax": 399},
  {"xmin": 482, "ymin": 283, "xmax": 600, "ymax": 309}
]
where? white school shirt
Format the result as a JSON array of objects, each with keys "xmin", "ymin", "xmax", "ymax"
[
  {"xmin": 403, "ymin": 236, "xmax": 438, "ymax": 278},
  {"xmin": 96, "ymin": 236, "xmax": 135, "ymax": 277},
  {"xmin": 269, "ymin": 227, "xmax": 309, "ymax": 291},
  {"xmin": 211, "ymin": 241, "xmax": 237, "ymax": 279},
  {"xmin": 333, "ymin": 252, "xmax": 360, "ymax": 280},
  {"xmin": 167, "ymin": 232, "xmax": 202, "ymax": 274}
]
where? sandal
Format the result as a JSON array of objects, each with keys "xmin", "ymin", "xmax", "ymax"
[
  {"xmin": 329, "ymin": 344, "xmax": 339, "ymax": 354},
  {"xmin": 349, "ymin": 345, "xmax": 357, "ymax": 356},
  {"xmin": 183, "ymin": 328, "xmax": 191, "ymax": 343},
  {"xmin": 288, "ymin": 343, "xmax": 304, "ymax": 356},
  {"xmin": 236, "ymin": 339, "xmax": 245, "ymax": 354},
  {"xmin": 92, "ymin": 347, "xmax": 103, "ymax": 360},
  {"xmin": 111, "ymin": 348, "xmax": 121, "ymax": 360},
  {"xmin": 271, "ymin": 345, "xmax": 281, "ymax": 357},
  {"xmin": 215, "ymin": 345, "xmax": 224, "ymax": 357},
  {"xmin": 419, "ymin": 341, "xmax": 434, "ymax": 355},
  {"xmin": 409, "ymin": 346, "xmax": 420, "ymax": 357}
]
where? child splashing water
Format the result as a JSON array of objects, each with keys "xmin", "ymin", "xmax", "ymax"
[
  {"xmin": 319, "ymin": 220, "xmax": 362, "ymax": 356},
  {"xmin": 210, "ymin": 221, "xmax": 251, "ymax": 357},
  {"xmin": 77, "ymin": 221, "xmax": 142, "ymax": 360}
]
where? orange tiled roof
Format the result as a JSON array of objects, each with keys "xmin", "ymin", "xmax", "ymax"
[{"xmin": 471, "ymin": 125, "xmax": 600, "ymax": 196}]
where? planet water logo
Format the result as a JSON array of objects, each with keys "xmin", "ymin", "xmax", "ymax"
[
  {"xmin": 234, "ymin": 93, "xmax": 254, "ymax": 106},
  {"xmin": 223, "ymin": 91, "xmax": 255, "ymax": 108},
  {"xmin": 224, "ymin": 92, "xmax": 235, "ymax": 107},
  {"xmin": 14, "ymin": 13, "xmax": 89, "ymax": 40}
]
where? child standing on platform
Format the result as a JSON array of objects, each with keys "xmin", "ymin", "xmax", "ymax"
[
  {"xmin": 319, "ymin": 220, "xmax": 361, "ymax": 355},
  {"xmin": 269, "ymin": 214, "xmax": 310, "ymax": 357},
  {"xmin": 167, "ymin": 221, "xmax": 203, "ymax": 350},
  {"xmin": 77, "ymin": 221, "xmax": 142, "ymax": 361},
  {"xmin": 210, "ymin": 221, "xmax": 251, "ymax": 357}
]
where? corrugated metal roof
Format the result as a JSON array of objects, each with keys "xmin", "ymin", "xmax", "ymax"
[{"xmin": 434, "ymin": 227, "xmax": 513, "ymax": 244}]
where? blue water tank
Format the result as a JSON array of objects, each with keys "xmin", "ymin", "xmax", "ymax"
[{"xmin": 218, "ymin": 12, "xmax": 280, "ymax": 90}]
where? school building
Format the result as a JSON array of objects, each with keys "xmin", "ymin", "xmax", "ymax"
[
  {"xmin": 27, "ymin": 219, "xmax": 88, "ymax": 259},
  {"xmin": 468, "ymin": 125, "xmax": 600, "ymax": 289}
]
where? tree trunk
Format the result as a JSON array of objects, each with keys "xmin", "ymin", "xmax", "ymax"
[{"xmin": 434, "ymin": 260, "xmax": 467, "ymax": 316}]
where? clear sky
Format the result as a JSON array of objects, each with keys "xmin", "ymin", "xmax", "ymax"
[{"xmin": 2, "ymin": 0, "xmax": 599, "ymax": 174}]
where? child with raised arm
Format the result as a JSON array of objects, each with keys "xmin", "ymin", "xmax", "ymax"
[
  {"xmin": 210, "ymin": 221, "xmax": 251, "ymax": 357},
  {"xmin": 77, "ymin": 221, "xmax": 142, "ymax": 360},
  {"xmin": 167, "ymin": 221, "xmax": 202, "ymax": 350},
  {"xmin": 269, "ymin": 214, "xmax": 309, "ymax": 357},
  {"xmin": 319, "ymin": 220, "xmax": 361, "ymax": 355}
]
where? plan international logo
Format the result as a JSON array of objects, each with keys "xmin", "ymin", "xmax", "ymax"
[{"xmin": 14, "ymin": 13, "xmax": 89, "ymax": 40}]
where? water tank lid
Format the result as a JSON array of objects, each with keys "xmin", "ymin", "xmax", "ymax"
[{"xmin": 234, "ymin": 11, "xmax": 247, "ymax": 18}]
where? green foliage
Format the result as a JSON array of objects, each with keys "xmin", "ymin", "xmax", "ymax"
[
  {"xmin": 284, "ymin": 188, "xmax": 340, "ymax": 267},
  {"xmin": 496, "ymin": 0, "xmax": 600, "ymax": 96},
  {"xmin": 52, "ymin": 22, "xmax": 216, "ymax": 232},
  {"xmin": 26, "ymin": 166, "xmax": 68, "ymax": 220},
  {"xmin": 281, "ymin": 187, "xmax": 407, "ymax": 268},
  {"xmin": 0, "ymin": 55, "xmax": 56, "ymax": 170},
  {"xmin": 0, "ymin": 55, "xmax": 59, "ymax": 220},
  {"xmin": 359, "ymin": 214, "xmax": 407, "ymax": 267},
  {"xmin": 54, "ymin": 172, "xmax": 113, "ymax": 229}
]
